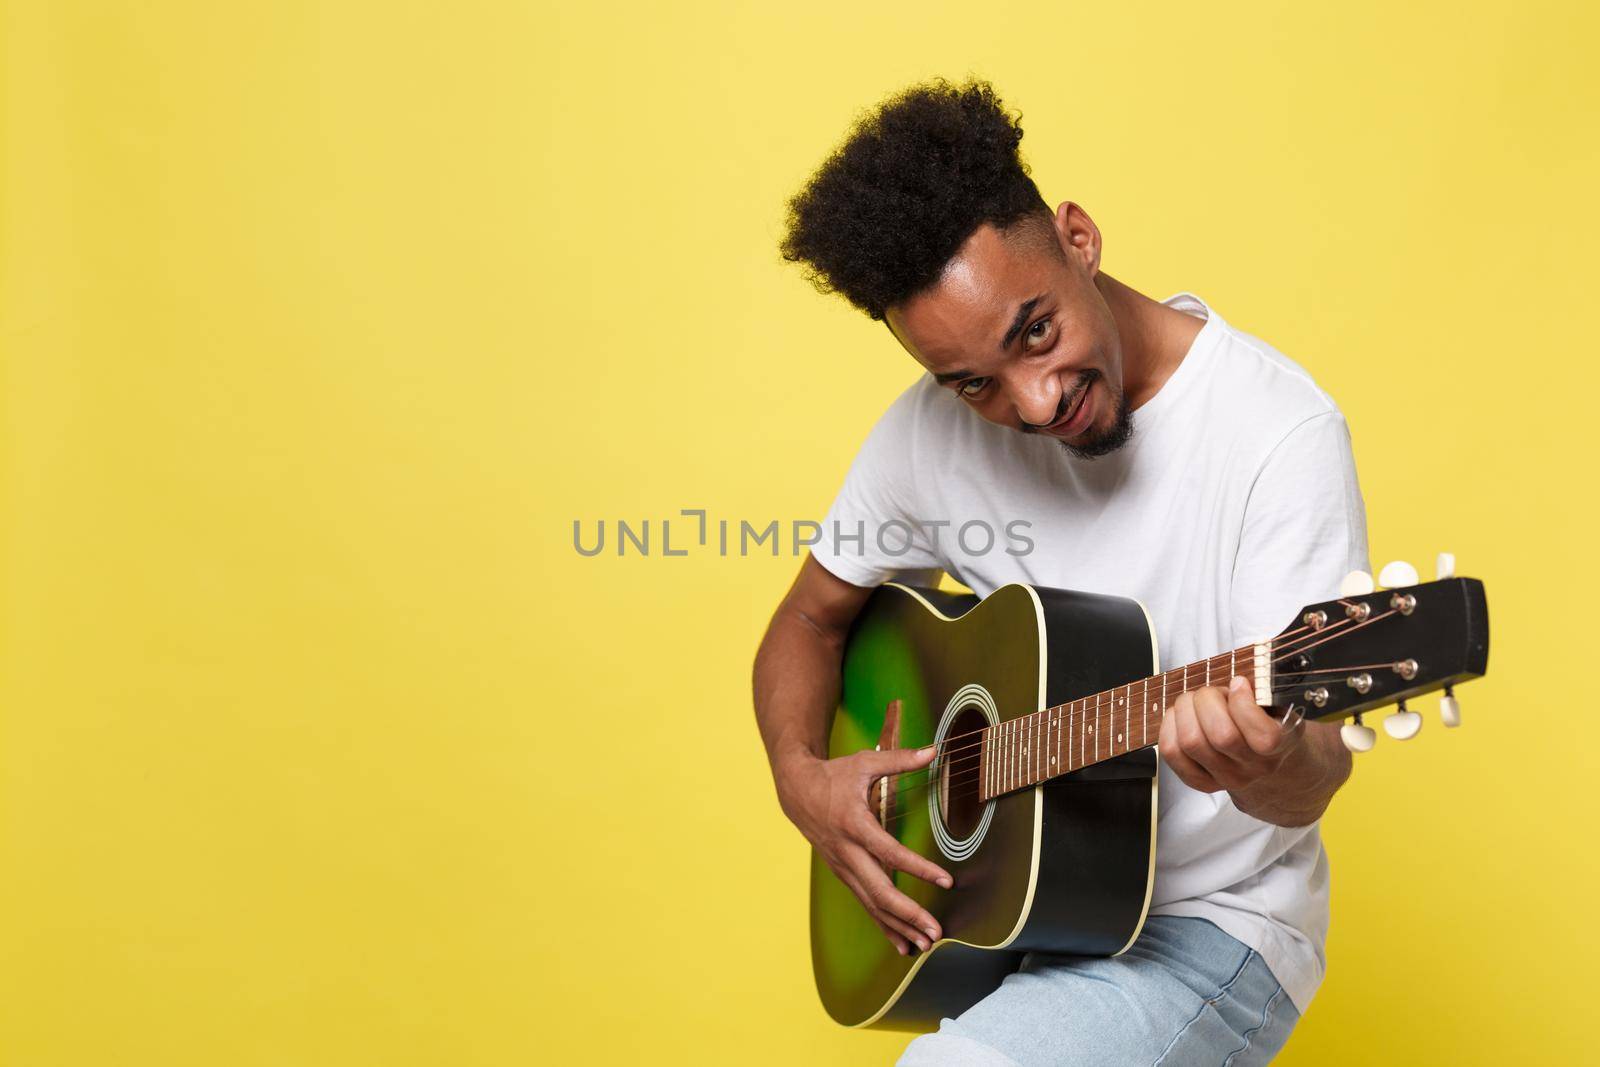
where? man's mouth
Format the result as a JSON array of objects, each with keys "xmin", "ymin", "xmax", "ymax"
[{"xmin": 1043, "ymin": 376, "xmax": 1096, "ymax": 438}]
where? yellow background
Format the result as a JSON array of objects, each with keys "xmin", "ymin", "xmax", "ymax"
[{"xmin": 4, "ymin": 2, "xmax": 1595, "ymax": 1063}]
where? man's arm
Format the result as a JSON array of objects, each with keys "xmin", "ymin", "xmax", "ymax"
[{"xmin": 754, "ymin": 554, "xmax": 953, "ymax": 955}]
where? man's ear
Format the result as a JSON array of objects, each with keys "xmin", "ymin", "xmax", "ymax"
[{"xmin": 1052, "ymin": 201, "xmax": 1103, "ymax": 277}]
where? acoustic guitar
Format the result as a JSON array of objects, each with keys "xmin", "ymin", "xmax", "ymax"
[{"xmin": 811, "ymin": 558, "xmax": 1489, "ymax": 1029}]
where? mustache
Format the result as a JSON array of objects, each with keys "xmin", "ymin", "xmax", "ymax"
[{"xmin": 1020, "ymin": 370, "xmax": 1099, "ymax": 432}]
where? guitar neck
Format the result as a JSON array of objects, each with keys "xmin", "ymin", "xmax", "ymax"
[{"xmin": 975, "ymin": 643, "xmax": 1273, "ymax": 801}]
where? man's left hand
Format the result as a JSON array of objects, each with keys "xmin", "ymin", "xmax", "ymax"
[
  {"xmin": 1158, "ymin": 674, "xmax": 1351, "ymax": 827},
  {"xmin": 1158, "ymin": 675, "xmax": 1299, "ymax": 794}
]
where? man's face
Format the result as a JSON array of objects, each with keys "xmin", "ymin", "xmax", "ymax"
[{"xmin": 884, "ymin": 205, "xmax": 1132, "ymax": 459}]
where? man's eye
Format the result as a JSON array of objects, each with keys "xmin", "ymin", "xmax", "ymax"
[
  {"xmin": 1025, "ymin": 318, "xmax": 1053, "ymax": 347},
  {"xmin": 957, "ymin": 378, "xmax": 989, "ymax": 397}
]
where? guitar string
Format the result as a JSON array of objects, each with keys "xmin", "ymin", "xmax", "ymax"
[
  {"xmin": 876, "ymin": 677, "xmax": 1276, "ymax": 830},
  {"xmin": 885, "ymin": 691, "xmax": 1314, "ymax": 832},
  {"xmin": 887, "ymin": 643, "xmax": 1403, "ymax": 799},
  {"xmin": 870, "ymin": 607, "xmax": 1380, "ymax": 786},
  {"xmin": 873, "ymin": 658, "xmax": 1268, "ymax": 827},
  {"xmin": 893, "ymin": 659, "xmax": 1244, "ymax": 785},
  {"xmin": 870, "ymin": 607, "xmax": 1406, "ymax": 825},
  {"xmin": 868, "ymin": 616, "xmax": 1325, "ymax": 778},
  {"xmin": 878, "ymin": 604, "xmax": 1399, "ymax": 805},
  {"xmin": 879, "ymin": 647, "xmax": 1409, "ymax": 830},
  {"xmin": 895, "ymin": 607, "xmax": 1362, "ymax": 771},
  {"xmin": 884, "ymin": 603, "xmax": 1388, "ymax": 779}
]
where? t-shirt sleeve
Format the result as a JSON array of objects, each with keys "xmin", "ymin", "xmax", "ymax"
[
  {"xmin": 810, "ymin": 381, "xmax": 947, "ymax": 589},
  {"xmin": 1229, "ymin": 410, "xmax": 1371, "ymax": 649}
]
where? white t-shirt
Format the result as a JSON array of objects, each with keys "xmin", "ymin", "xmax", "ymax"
[{"xmin": 811, "ymin": 292, "xmax": 1369, "ymax": 1013}]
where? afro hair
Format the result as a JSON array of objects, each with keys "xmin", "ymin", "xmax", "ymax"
[{"xmin": 779, "ymin": 77, "xmax": 1053, "ymax": 321}]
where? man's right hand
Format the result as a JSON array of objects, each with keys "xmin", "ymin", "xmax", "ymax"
[{"xmin": 776, "ymin": 744, "xmax": 954, "ymax": 956}]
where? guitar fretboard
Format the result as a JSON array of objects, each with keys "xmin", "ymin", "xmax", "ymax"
[{"xmin": 975, "ymin": 643, "xmax": 1271, "ymax": 801}]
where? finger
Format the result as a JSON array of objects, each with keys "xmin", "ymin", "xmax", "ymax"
[
  {"xmin": 1168, "ymin": 691, "xmax": 1223, "ymax": 768},
  {"xmin": 843, "ymin": 842, "xmax": 942, "ymax": 942},
  {"xmin": 1175, "ymin": 689, "xmax": 1248, "ymax": 783},
  {"xmin": 836, "ymin": 865, "xmax": 918, "ymax": 953},
  {"xmin": 833, "ymin": 863, "xmax": 916, "ymax": 954},
  {"xmin": 873, "ymin": 905, "xmax": 928, "ymax": 951},
  {"xmin": 871, "ymin": 914, "xmax": 915, "ymax": 955},
  {"xmin": 1224, "ymin": 676, "xmax": 1293, "ymax": 756},
  {"xmin": 1159, "ymin": 697, "xmax": 1225, "ymax": 792},
  {"xmin": 1192, "ymin": 685, "xmax": 1254, "ymax": 765},
  {"xmin": 855, "ymin": 815, "xmax": 954, "ymax": 889},
  {"xmin": 1161, "ymin": 733, "xmax": 1227, "ymax": 792},
  {"xmin": 864, "ymin": 743, "xmax": 938, "ymax": 776}
]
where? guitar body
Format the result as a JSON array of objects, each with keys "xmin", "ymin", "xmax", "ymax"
[{"xmin": 812, "ymin": 581, "xmax": 1163, "ymax": 1030}]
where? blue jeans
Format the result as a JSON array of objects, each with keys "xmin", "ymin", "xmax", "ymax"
[{"xmin": 897, "ymin": 916, "xmax": 1299, "ymax": 1066}]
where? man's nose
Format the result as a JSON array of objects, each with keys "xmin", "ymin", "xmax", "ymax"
[{"xmin": 1010, "ymin": 371, "xmax": 1064, "ymax": 429}]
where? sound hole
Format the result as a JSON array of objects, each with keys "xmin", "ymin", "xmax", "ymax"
[{"xmin": 937, "ymin": 704, "xmax": 988, "ymax": 841}]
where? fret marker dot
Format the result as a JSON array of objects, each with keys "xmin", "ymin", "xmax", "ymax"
[{"xmin": 1117, "ymin": 733, "xmax": 1123, "ymax": 742}]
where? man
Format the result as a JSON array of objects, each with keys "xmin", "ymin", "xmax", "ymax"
[{"xmin": 754, "ymin": 78, "xmax": 1369, "ymax": 1065}]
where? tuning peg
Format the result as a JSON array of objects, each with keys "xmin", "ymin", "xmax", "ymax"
[
  {"xmin": 1384, "ymin": 700, "xmax": 1423, "ymax": 740},
  {"xmin": 1440, "ymin": 686, "xmax": 1461, "ymax": 728},
  {"xmin": 1435, "ymin": 552, "xmax": 1456, "ymax": 580},
  {"xmin": 1378, "ymin": 560, "xmax": 1419, "ymax": 588},
  {"xmin": 1341, "ymin": 713, "xmax": 1377, "ymax": 752},
  {"xmin": 1339, "ymin": 570, "xmax": 1375, "ymax": 597}
]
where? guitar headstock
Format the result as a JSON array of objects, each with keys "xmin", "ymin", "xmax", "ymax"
[{"xmin": 1268, "ymin": 555, "xmax": 1489, "ymax": 750}]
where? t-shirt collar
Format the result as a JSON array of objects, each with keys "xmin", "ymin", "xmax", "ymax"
[{"xmin": 1128, "ymin": 291, "xmax": 1223, "ymax": 426}]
